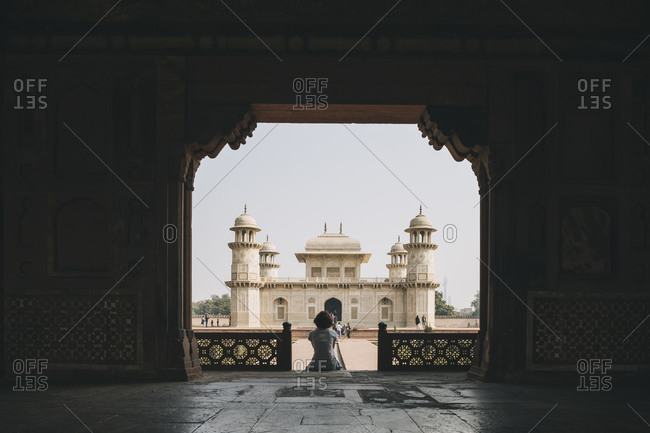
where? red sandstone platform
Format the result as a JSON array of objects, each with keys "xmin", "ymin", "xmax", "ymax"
[{"xmin": 193, "ymin": 327, "xmax": 479, "ymax": 339}]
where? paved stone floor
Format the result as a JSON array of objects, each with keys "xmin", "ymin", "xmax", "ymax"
[
  {"xmin": 292, "ymin": 339, "xmax": 318, "ymax": 370},
  {"xmin": 1, "ymin": 371, "xmax": 648, "ymax": 432}
]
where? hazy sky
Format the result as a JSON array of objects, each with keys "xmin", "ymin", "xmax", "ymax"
[{"xmin": 192, "ymin": 123, "xmax": 479, "ymax": 310}]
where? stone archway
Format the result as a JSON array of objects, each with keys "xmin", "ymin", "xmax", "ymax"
[
  {"xmin": 3, "ymin": 2, "xmax": 646, "ymax": 386},
  {"xmin": 177, "ymin": 103, "xmax": 494, "ymax": 380},
  {"xmin": 324, "ymin": 298, "xmax": 343, "ymax": 322}
]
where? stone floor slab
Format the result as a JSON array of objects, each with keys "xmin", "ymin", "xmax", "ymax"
[
  {"xmin": 1, "ymin": 371, "xmax": 648, "ymax": 432},
  {"xmin": 361, "ymin": 407, "xmax": 422, "ymax": 432}
]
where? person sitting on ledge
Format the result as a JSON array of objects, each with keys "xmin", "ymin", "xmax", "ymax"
[{"xmin": 306, "ymin": 311, "xmax": 343, "ymax": 372}]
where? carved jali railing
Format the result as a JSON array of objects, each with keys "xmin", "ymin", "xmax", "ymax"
[
  {"xmin": 196, "ymin": 322, "xmax": 292, "ymax": 370},
  {"xmin": 377, "ymin": 322, "xmax": 477, "ymax": 371}
]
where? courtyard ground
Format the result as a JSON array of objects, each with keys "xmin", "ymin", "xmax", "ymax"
[
  {"xmin": 293, "ymin": 337, "xmax": 377, "ymax": 370},
  {"xmin": 1, "ymin": 370, "xmax": 647, "ymax": 432}
]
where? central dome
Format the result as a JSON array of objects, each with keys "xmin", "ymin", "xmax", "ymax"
[{"xmin": 305, "ymin": 233, "xmax": 361, "ymax": 251}]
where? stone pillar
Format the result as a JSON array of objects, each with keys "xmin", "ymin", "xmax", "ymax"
[
  {"xmin": 476, "ymin": 72, "xmax": 516, "ymax": 381},
  {"xmin": 471, "ymin": 162, "xmax": 490, "ymax": 373},
  {"xmin": 161, "ymin": 85, "xmax": 256, "ymax": 376},
  {"xmin": 156, "ymin": 56, "xmax": 202, "ymax": 380}
]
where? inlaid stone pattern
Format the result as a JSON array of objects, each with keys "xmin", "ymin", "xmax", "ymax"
[
  {"xmin": 532, "ymin": 295, "xmax": 650, "ymax": 365},
  {"xmin": 197, "ymin": 335, "xmax": 279, "ymax": 369},
  {"xmin": 5, "ymin": 295, "xmax": 137, "ymax": 363},
  {"xmin": 390, "ymin": 335, "xmax": 475, "ymax": 369}
]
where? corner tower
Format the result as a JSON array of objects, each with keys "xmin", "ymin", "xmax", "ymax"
[
  {"xmin": 403, "ymin": 206, "xmax": 440, "ymax": 327},
  {"xmin": 225, "ymin": 206, "xmax": 263, "ymax": 327},
  {"xmin": 386, "ymin": 236, "xmax": 408, "ymax": 281},
  {"xmin": 259, "ymin": 236, "xmax": 280, "ymax": 281}
]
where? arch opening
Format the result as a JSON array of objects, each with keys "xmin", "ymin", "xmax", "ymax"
[
  {"xmin": 324, "ymin": 298, "xmax": 343, "ymax": 322},
  {"xmin": 188, "ymin": 105, "xmax": 485, "ymax": 371}
]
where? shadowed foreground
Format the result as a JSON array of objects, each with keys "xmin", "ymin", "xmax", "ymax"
[{"xmin": 1, "ymin": 371, "xmax": 648, "ymax": 432}]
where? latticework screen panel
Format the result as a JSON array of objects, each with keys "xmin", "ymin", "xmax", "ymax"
[
  {"xmin": 197, "ymin": 333, "xmax": 281, "ymax": 370},
  {"xmin": 5, "ymin": 295, "xmax": 138, "ymax": 364},
  {"xmin": 531, "ymin": 293, "xmax": 650, "ymax": 366},
  {"xmin": 386, "ymin": 333, "xmax": 476, "ymax": 370}
]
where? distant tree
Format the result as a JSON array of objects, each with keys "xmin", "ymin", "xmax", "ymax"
[
  {"xmin": 192, "ymin": 294, "xmax": 231, "ymax": 315},
  {"xmin": 215, "ymin": 294, "xmax": 230, "ymax": 315},
  {"xmin": 435, "ymin": 291, "xmax": 455, "ymax": 316},
  {"xmin": 471, "ymin": 290, "xmax": 480, "ymax": 317}
]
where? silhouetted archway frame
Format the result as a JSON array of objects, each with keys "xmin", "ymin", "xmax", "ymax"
[{"xmin": 177, "ymin": 103, "xmax": 496, "ymax": 379}]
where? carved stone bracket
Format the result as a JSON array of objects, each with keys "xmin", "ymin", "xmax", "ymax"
[
  {"xmin": 418, "ymin": 105, "xmax": 490, "ymax": 183},
  {"xmin": 179, "ymin": 106, "xmax": 257, "ymax": 187}
]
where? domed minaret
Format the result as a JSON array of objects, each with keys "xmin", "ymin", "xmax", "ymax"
[
  {"xmin": 259, "ymin": 235, "xmax": 280, "ymax": 281},
  {"xmin": 386, "ymin": 236, "xmax": 408, "ymax": 281},
  {"xmin": 404, "ymin": 206, "xmax": 440, "ymax": 327},
  {"xmin": 226, "ymin": 205, "xmax": 263, "ymax": 327}
]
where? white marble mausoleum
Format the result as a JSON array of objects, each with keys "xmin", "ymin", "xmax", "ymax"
[{"xmin": 225, "ymin": 207, "xmax": 440, "ymax": 328}]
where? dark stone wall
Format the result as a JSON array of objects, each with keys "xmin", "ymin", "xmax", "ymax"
[
  {"xmin": 2, "ymin": 55, "xmax": 168, "ymax": 379},
  {"xmin": 484, "ymin": 68, "xmax": 650, "ymax": 377},
  {"xmin": 2, "ymin": 0, "xmax": 649, "ymax": 380}
]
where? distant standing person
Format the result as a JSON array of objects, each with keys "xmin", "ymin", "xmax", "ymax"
[
  {"xmin": 346, "ymin": 323, "xmax": 352, "ymax": 339},
  {"xmin": 422, "ymin": 315, "xmax": 427, "ymax": 328},
  {"xmin": 415, "ymin": 315, "xmax": 421, "ymax": 329},
  {"xmin": 210, "ymin": 319, "xmax": 214, "ymax": 327},
  {"xmin": 216, "ymin": 318, "xmax": 220, "ymax": 327},
  {"xmin": 204, "ymin": 314, "xmax": 209, "ymax": 327}
]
